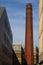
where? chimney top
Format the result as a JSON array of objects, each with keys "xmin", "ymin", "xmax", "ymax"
[{"xmin": 26, "ymin": 3, "xmax": 32, "ymax": 9}]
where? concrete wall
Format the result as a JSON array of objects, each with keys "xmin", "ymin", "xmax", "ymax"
[{"xmin": 0, "ymin": 7, "xmax": 13, "ymax": 65}]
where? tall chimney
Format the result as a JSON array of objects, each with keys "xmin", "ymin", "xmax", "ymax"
[{"xmin": 25, "ymin": 4, "xmax": 34, "ymax": 65}]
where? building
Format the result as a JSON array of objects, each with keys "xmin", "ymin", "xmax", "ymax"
[
  {"xmin": 25, "ymin": 4, "xmax": 34, "ymax": 65},
  {"xmin": 21, "ymin": 45, "xmax": 25, "ymax": 65},
  {"xmin": 39, "ymin": 0, "xmax": 43, "ymax": 64},
  {"xmin": 34, "ymin": 47, "xmax": 36, "ymax": 65},
  {"xmin": 12, "ymin": 49, "xmax": 21, "ymax": 65},
  {"xmin": 0, "ymin": 7, "xmax": 13, "ymax": 65},
  {"xmin": 13, "ymin": 43, "xmax": 22, "ymax": 64},
  {"xmin": 21, "ymin": 45, "xmax": 37, "ymax": 65},
  {"xmin": 34, "ymin": 46, "xmax": 39, "ymax": 65},
  {"xmin": 36, "ymin": 46, "xmax": 39, "ymax": 64}
]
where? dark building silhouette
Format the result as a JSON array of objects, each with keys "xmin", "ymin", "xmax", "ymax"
[
  {"xmin": 36, "ymin": 46, "xmax": 39, "ymax": 64},
  {"xmin": 0, "ymin": 7, "xmax": 13, "ymax": 65},
  {"xmin": 12, "ymin": 49, "xmax": 21, "ymax": 65},
  {"xmin": 25, "ymin": 4, "xmax": 34, "ymax": 65},
  {"xmin": 21, "ymin": 47, "xmax": 25, "ymax": 65}
]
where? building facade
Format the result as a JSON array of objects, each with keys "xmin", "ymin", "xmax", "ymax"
[
  {"xmin": 39, "ymin": 0, "xmax": 43, "ymax": 64},
  {"xmin": 34, "ymin": 46, "xmax": 39, "ymax": 65},
  {"xmin": 13, "ymin": 43, "xmax": 22, "ymax": 64},
  {"xmin": 34, "ymin": 47, "xmax": 36, "ymax": 65},
  {"xmin": 0, "ymin": 7, "xmax": 13, "ymax": 65}
]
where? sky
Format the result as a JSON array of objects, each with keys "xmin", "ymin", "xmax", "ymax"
[{"xmin": 0, "ymin": 0, "xmax": 38, "ymax": 46}]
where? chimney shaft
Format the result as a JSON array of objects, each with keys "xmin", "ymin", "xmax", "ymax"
[{"xmin": 25, "ymin": 4, "xmax": 34, "ymax": 65}]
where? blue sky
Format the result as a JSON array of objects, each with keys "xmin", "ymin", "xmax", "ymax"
[{"xmin": 0, "ymin": 0, "xmax": 38, "ymax": 46}]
